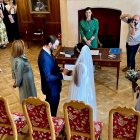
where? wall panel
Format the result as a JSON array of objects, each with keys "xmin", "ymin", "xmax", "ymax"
[{"xmin": 16, "ymin": 0, "xmax": 61, "ymax": 39}]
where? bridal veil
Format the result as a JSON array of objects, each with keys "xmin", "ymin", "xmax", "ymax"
[{"xmin": 69, "ymin": 45, "xmax": 97, "ymax": 120}]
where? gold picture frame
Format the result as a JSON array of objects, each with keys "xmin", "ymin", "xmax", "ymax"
[{"xmin": 29, "ymin": 0, "xmax": 50, "ymax": 13}]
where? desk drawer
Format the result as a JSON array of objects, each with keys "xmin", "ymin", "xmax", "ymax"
[
  {"xmin": 94, "ymin": 61, "xmax": 118, "ymax": 67},
  {"xmin": 56, "ymin": 59, "xmax": 76, "ymax": 64}
]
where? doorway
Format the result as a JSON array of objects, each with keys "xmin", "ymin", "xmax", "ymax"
[{"xmin": 78, "ymin": 8, "xmax": 122, "ymax": 48}]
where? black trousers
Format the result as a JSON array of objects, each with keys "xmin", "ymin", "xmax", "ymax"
[
  {"xmin": 45, "ymin": 90, "xmax": 60, "ymax": 117},
  {"xmin": 126, "ymin": 43, "xmax": 139, "ymax": 69}
]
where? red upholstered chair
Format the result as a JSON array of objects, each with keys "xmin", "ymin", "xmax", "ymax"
[
  {"xmin": 63, "ymin": 100, "xmax": 103, "ymax": 140},
  {"xmin": 0, "ymin": 96, "xmax": 27, "ymax": 140},
  {"xmin": 22, "ymin": 97, "xmax": 65, "ymax": 140},
  {"xmin": 108, "ymin": 106, "xmax": 140, "ymax": 140}
]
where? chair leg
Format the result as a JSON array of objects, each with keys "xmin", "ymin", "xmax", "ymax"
[
  {"xmin": 0, "ymin": 134, "xmax": 5, "ymax": 140},
  {"xmin": 25, "ymin": 40, "xmax": 30, "ymax": 49},
  {"xmin": 98, "ymin": 136, "xmax": 102, "ymax": 140},
  {"xmin": 27, "ymin": 42, "xmax": 30, "ymax": 49},
  {"xmin": 56, "ymin": 130, "xmax": 66, "ymax": 140},
  {"xmin": 56, "ymin": 136, "xmax": 65, "ymax": 140}
]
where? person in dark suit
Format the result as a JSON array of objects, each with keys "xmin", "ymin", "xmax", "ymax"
[{"xmin": 38, "ymin": 35, "xmax": 69, "ymax": 116}]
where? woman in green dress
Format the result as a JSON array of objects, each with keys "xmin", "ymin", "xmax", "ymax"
[
  {"xmin": 80, "ymin": 7, "xmax": 99, "ymax": 49},
  {"xmin": 11, "ymin": 40, "xmax": 37, "ymax": 103}
]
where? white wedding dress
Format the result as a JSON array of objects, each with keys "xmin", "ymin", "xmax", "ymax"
[{"xmin": 69, "ymin": 45, "xmax": 97, "ymax": 120}]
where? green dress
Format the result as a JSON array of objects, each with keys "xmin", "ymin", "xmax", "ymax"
[
  {"xmin": 80, "ymin": 18, "xmax": 99, "ymax": 48},
  {"xmin": 11, "ymin": 54, "xmax": 37, "ymax": 103}
]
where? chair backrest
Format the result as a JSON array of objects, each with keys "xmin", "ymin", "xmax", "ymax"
[
  {"xmin": 22, "ymin": 97, "xmax": 55, "ymax": 140},
  {"xmin": 32, "ymin": 15, "xmax": 47, "ymax": 32},
  {"xmin": 0, "ymin": 96, "xmax": 17, "ymax": 139},
  {"xmin": 25, "ymin": 15, "xmax": 47, "ymax": 48},
  {"xmin": 63, "ymin": 100, "xmax": 95, "ymax": 140},
  {"xmin": 108, "ymin": 106, "xmax": 140, "ymax": 140},
  {"xmin": 27, "ymin": 22, "xmax": 44, "ymax": 39}
]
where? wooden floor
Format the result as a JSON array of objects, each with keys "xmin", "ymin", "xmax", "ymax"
[{"xmin": 0, "ymin": 42, "xmax": 140, "ymax": 140}]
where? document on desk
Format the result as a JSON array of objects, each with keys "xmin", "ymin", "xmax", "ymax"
[
  {"xmin": 90, "ymin": 50, "xmax": 99, "ymax": 55},
  {"xmin": 63, "ymin": 64, "xmax": 75, "ymax": 81}
]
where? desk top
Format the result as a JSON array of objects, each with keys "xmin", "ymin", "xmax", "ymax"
[{"xmin": 54, "ymin": 46, "xmax": 122, "ymax": 63}]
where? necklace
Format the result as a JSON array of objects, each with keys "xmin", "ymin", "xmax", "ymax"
[{"xmin": 87, "ymin": 20, "xmax": 91, "ymax": 32}]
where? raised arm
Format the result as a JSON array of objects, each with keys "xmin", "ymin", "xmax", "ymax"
[{"xmin": 120, "ymin": 14, "xmax": 132, "ymax": 23}]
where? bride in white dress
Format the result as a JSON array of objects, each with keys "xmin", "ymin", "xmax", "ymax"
[{"xmin": 69, "ymin": 45, "xmax": 97, "ymax": 120}]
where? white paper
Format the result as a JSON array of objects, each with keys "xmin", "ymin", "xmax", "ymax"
[
  {"xmin": 60, "ymin": 51, "xmax": 65, "ymax": 55},
  {"xmin": 90, "ymin": 50, "xmax": 99, "ymax": 55},
  {"xmin": 65, "ymin": 54, "xmax": 71, "ymax": 57},
  {"xmin": 63, "ymin": 64, "xmax": 75, "ymax": 81}
]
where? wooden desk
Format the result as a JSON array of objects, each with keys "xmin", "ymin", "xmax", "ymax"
[{"xmin": 54, "ymin": 46, "xmax": 122, "ymax": 89}]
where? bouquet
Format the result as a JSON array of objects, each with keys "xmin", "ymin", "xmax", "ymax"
[
  {"xmin": 125, "ymin": 69, "xmax": 140, "ymax": 82},
  {"xmin": 126, "ymin": 69, "xmax": 140, "ymax": 99}
]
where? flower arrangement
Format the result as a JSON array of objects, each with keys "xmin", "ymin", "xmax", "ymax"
[
  {"xmin": 125, "ymin": 69, "xmax": 140, "ymax": 82},
  {"xmin": 126, "ymin": 69, "xmax": 140, "ymax": 98}
]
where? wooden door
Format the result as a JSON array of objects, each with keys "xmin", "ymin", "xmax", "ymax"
[{"xmin": 78, "ymin": 8, "xmax": 122, "ymax": 48}]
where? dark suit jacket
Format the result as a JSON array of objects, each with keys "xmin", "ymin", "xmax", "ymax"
[{"xmin": 38, "ymin": 49, "xmax": 63, "ymax": 96}]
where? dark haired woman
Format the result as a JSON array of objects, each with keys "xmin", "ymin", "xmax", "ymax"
[
  {"xmin": 11, "ymin": 40, "xmax": 37, "ymax": 103},
  {"xmin": 80, "ymin": 7, "xmax": 99, "ymax": 48},
  {"xmin": 6, "ymin": 0, "xmax": 20, "ymax": 42}
]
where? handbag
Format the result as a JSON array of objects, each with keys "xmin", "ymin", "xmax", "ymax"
[{"xmin": 8, "ymin": 14, "xmax": 15, "ymax": 23}]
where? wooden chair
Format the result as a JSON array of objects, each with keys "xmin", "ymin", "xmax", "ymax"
[
  {"xmin": 63, "ymin": 100, "xmax": 103, "ymax": 140},
  {"xmin": 0, "ymin": 96, "xmax": 27, "ymax": 140},
  {"xmin": 22, "ymin": 97, "xmax": 65, "ymax": 140},
  {"xmin": 108, "ymin": 106, "xmax": 140, "ymax": 140},
  {"xmin": 25, "ymin": 15, "xmax": 47, "ymax": 48}
]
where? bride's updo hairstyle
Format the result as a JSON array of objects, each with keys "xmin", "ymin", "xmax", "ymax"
[{"xmin": 74, "ymin": 43, "xmax": 84, "ymax": 53}]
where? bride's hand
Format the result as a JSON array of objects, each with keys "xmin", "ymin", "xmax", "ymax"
[
  {"xmin": 67, "ymin": 70, "xmax": 72, "ymax": 76},
  {"xmin": 62, "ymin": 68, "xmax": 69, "ymax": 75}
]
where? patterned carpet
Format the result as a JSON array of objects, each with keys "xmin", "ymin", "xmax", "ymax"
[{"xmin": 0, "ymin": 42, "xmax": 140, "ymax": 139}]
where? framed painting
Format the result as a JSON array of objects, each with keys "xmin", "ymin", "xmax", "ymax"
[{"xmin": 29, "ymin": 0, "xmax": 50, "ymax": 13}]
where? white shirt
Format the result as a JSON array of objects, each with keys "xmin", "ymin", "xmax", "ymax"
[
  {"xmin": 43, "ymin": 47, "xmax": 51, "ymax": 55},
  {"xmin": 127, "ymin": 22, "xmax": 140, "ymax": 46}
]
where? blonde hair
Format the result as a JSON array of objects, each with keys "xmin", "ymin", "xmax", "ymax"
[{"xmin": 11, "ymin": 40, "xmax": 25, "ymax": 58}]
